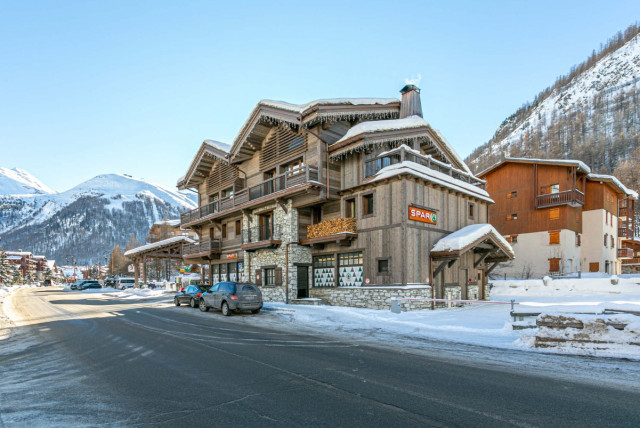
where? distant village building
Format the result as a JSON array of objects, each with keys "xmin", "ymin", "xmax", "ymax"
[
  {"xmin": 478, "ymin": 159, "xmax": 638, "ymax": 277},
  {"xmin": 148, "ymin": 219, "xmax": 197, "ymax": 243},
  {"xmin": 5, "ymin": 251, "xmax": 49, "ymax": 282},
  {"xmin": 177, "ymin": 85, "xmax": 513, "ymax": 309}
]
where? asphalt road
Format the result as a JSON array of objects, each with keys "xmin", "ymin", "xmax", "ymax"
[{"xmin": 1, "ymin": 287, "xmax": 639, "ymax": 427}]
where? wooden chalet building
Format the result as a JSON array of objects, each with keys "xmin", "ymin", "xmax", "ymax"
[
  {"xmin": 478, "ymin": 159, "xmax": 638, "ymax": 277},
  {"xmin": 178, "ymin": 85, "xmax": 513, "ymax": 309}
]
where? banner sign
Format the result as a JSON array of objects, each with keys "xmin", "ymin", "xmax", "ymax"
[
  {"xmin": 225, "ymin": 252, "xmax": 239, "ymax": 260},
  {"xmin": 409, "ymin": 205, "xmax": 437, "ymax": 225}
]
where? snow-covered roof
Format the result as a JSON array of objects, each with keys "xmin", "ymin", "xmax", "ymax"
[
  {"xmin": 587, "ymin": 173, "xmax": 639, "ymax": 199},
  {"xmin": 124, "ymin": 236, "xmax": 196, "ymax": 257},
  {"xmin": 478, "ymin": 158, "xmax": 592, "ymax": 177},
  {"xmin": 336, "ymin": 115, "xmax": 429, "ymax": 144},
  {"xmin": 179, "ymin": 140, "xmax": 231, "ymax": 189},
  {"xmin": 203, "ymin": 139, "xmax": 231, "ymax": 153},
  {"xmin": 432, "ymin": 224, "xmax": 515, "ymax": 258},
  {"xmin": 260, "ymin": 98, "xmax": 399, "ymax": 114},
  {"xmin": 5, "ymin": 251, "xmax": 32, "ymax": 256},
  {"xmin": 367, "ymin": 161, "xmax": 493, "ymax": 203},
  {"xmin": 153, "ymin": 219, "xmax": 181, "ymax": 227}
]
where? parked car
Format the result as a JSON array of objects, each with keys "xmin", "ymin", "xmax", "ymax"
[
  {"xmin": 199, "ymin": 282, "xmax": 262, "ymax": 315},
  {"xmin": 116, "ymin": 278, "xmax": 136, "ymax": 290},
  {"xmin": 78, "ymin": 281, "xmax": 101, "ymax": 290},
  {"xmin": 103, "ymin": 276, "xmax": 117, "ymax": 288},
  {"xmin": 43, "ymin": 279, "xmax": 53, "ymax": 286},
  {"xmin": 174, "ymin": 285, "xmax": 211, "ymax": 308},
  {"xmin": 70, "ymin": 280, "xmax": 94, "ymax": 290}
]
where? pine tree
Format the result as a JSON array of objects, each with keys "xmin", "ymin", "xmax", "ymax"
[{"xmin": 0, "ymin": 250, "xmax": 16, "ymax": 285}]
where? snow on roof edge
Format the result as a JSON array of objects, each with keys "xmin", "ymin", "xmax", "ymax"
[{"xmin": 431, "ymin": 223, "xmax": 514, "ymax": 258}]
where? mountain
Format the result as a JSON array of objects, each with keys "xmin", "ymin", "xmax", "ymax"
[
  {"xmin": 466, "ymin": 24, "xmax": 640, "ymax": 188},
  {"xmin": 0, "ymin": 167, "xmax": 55, "ymax": 195},
  {"xmin": 0, "ymin": 173, "xmax": 197, "ymax": 264}
]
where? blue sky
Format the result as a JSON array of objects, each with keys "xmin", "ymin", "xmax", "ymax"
[{"xmin": 1, "ymin": 1, "xmax": 639, "ymax": 192}]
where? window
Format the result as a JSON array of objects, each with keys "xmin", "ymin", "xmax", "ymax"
[
  {"xmin": 589, "ymin": 262, "xmax": 599, "ymax": 272},
  {"xmin": 260, "ymin": 212, "xmax": 273, "ymax": 240},
  {"xmin": 264, "ymin": 268, "xmax": 275, "ymax": 286},
  {"xmin": 507, "ymin": 213, "xmax": 518, "ymax": 221},
  {"xmin": 611, "ymin": 235, "xmax": 615, "ymax": 249},
  {"xmin": 468, "ymin": 203, "xmax": 475, "ymax": 219},
  {"xmin": 222, "ymin": 224, "xmax": 227, "ymax": 239},
  {"xmin": 339, "ymin": 252, "xmax": 363, "ymax": 266},
  {"xmin": 311, "ymin": 206, "xmax": 322, "ymax": 225},
  {"xmin": 377, "ymin": 258, "xmax": 390, "ymax": 274},
  {"xmin": 222, "ymin": 187, "xmax": 233, "ymax": 198},
  {"xmin": 511, "ymin": 235, "xmax": 518, "ymax": 243},
  {"xmin": 362, "ymin": 194, "xmax": 374, "ymax": 217},
  {"xmin": 549, "ymin": 258, "xmax": 560, "ymax": 273},
  {"xmin": 550, "ymin": 184, "xmax": 560, "ymax": 194},
  {"xmin": 235, "ymin": 220, "xmax": 241, "ymax": 237},
  {"xmin": 506, "ymin": 191, "xmax": 517, "ymax": 199},
  {"xmin": 264, "ymin": 169, "xmax": 276, "ymax": 195},
  {"xmin": 282, "ymin": 157, "xmax": 303, "ymax": 173},
  {"xmin": 549, "ymin": 231, "xmax": 560, "ymax": 245},
  {"xmin": 345, "ymin": 198, "xmax": 356, "ymax": 218},
  {"xmin": 549, "ymin": 208, "xmax": 560, "ymax": 220},
  {"xmin": 313, "ymin": 255, "xmax": 335, "ymax": 268},
  {"xmin": 575, "ymin": 233, "xmax": 581, "ymax": 247},
  {"xmin": 604, "ymin": 233, "xmax": 608, "ymax": 247}
]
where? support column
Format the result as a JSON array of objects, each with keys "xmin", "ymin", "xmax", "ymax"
[
  {"xmin": 142, "ymin": 256, "xmax": 147, "ymax": 286},
  {"xmin": 134, "ymin": 257, "xmax": 140, "ymax": 286}
]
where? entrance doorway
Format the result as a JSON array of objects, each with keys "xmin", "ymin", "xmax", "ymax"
[{"xmin": 297, "ymin": 266, "xmax": 309, "ymax": 298}]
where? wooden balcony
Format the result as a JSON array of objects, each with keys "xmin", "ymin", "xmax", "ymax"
[
  {"xmin": 535, "ymin": 189, "xmax": 585, "ymax": 209},
  {"xmin": 241, "ymin": 225, "xmax": 282, "ymax": 251},
  {"xmin": 182, "ymin": 238, "xmax": 221, "ymax": 259},
  {"xmin": 621, "ymin": 257, "xmax": 640, "ymax": 265},
  {"xmin": 618, "ymin": 248, "xmax": 634, "ymax": 259},
  {"xmin": 300, "ymin": 218, "xmax": 358, "ymax": 246},
  {"xmin": 619, "ymin": 206, "xmax": 634, "ymax": 218},
  {"xmin": 619, "ymin": 227, "xmax": 633, "ymax": 238},
  {"xmin": 181, "ymin": 165, "xmax": 321, "ymax": 227}
]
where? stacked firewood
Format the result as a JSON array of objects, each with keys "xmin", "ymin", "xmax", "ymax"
[{"xmin": 307, "ymin": 218, "xmax": 357, "ymax": 239}]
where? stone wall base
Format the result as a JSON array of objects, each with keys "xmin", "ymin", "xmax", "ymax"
[{"xmin": 311, "ymin": 286, "xmax": 433, "ymax": 311}]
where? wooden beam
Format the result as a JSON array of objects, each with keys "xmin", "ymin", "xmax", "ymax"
[
  {"xmin": 474, "ymin": 252, "xmax": 491, "ymax": 268},
  {"xmin": 276, "ymin": 198, "xmax": 288, "ymax": 214},
  {"xmin": 433, "ymin": 259, "xmax": 453, "ymax": 278},
  {"xmin": 485, "ymin": 262, "xmax": 501, "ymax": 276}
]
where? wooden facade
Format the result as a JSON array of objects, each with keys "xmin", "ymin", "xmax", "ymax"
[{"xmin": 177, "ymin": 87, "xmax": 511, "ymax": 308}]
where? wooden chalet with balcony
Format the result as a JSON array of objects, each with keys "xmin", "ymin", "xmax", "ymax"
[
  {"xmin": 479, "ymin": 159, "xmax": 638, "ymax": 277},
  {"xmin": 177, "ymin": 85, "xmax": 513, "ymax": 309}
]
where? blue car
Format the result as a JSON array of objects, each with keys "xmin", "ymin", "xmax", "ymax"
[{"xmin": 174, "ymin": 285, "xmax": 210, "ymax": 308}]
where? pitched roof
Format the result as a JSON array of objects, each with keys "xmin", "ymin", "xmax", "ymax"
[
  {"xmin": 587, "ymin": 173, "xmax": 638, "ymax": 199},
  {"xmin": 478, "ymin": 158, "xmax": 592, "ymax": 177},
  {"xmin": 431, "ymin": 223, "xmax": 515, "ymax": 259},
  {"xmin": 124, "ymin": 236, "xmax": 196, "ymax": 257},
  {"xmin": 330, "ymin": 116, "xmax": 472, "ymax": 175},
  {"xmin": 178, "ymin": 140, "xmax": 230, "ymax": 189}
]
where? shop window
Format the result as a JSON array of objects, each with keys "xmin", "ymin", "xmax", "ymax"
[
  {"xmin": 264, "ymin": 268, "xmax": 275, "ymax": 286},
  {"xmin": 362, "ymin": 194, "xmax": 374, "ymax": 217},
  {"xmin": 339, "ymin": 251, "xmax": 363, "ymax": 266},
  {"xmin": 549, "ymin": 208, "xmax": 560, "ymax": 220},
  {"xmin": 345, "ymin": 198, "xmax": 356, "ymax": 218},
  {"xmin": 549, "ymin": 231, "xmax": 560, "ymax": 245},
  {"xmin": 313, "ymin": 255, "xmax": 335, "ymax": 287},
  {"xmin": 549, "ymin": 258, "xmax": 560, "ymax": 273},
  {"xmin": 377, "ymin": 258, "xmax": 390, "ymax": 274}
]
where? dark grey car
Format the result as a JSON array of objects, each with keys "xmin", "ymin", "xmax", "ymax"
[{"xmin": 199, "ymin": 282, "xmax": 262, "ymax": 316}]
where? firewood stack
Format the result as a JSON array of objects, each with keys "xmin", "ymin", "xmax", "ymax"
[{"xmin": 307, "ymin": 218, "xmax": 357, "ymax": 239}]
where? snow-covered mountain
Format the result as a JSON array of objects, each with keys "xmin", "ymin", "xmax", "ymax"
[
  {"xmin": 0, "ymin": 173, "xmax": 197, "ymax": 264},
  {"xmin": 467, "ymin": 25, "xmax": 640, "ymax": 175},
  {"xmin": 0, "ymin": 167, "xmax": 55, "ymax": 195}
]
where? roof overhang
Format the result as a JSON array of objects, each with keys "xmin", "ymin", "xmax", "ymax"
[
  {"xmin": 431, "ymin": 224, "xmax": 515, "ymax": 263},
  {"xmin": 478, "ymin": 158, "xmax": 592, "ymax": 178},
  {"xmin": 124, "ymin": 236, "xmax": 196, "ymax": 259},
  {"xmin": 178, "ymin": 140, "xmax": 230, "ymax": 190}
]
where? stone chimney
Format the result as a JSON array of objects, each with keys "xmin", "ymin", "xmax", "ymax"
[{"xmin": 399, "ymin": 84, "xmax": 423, "ymax": 119}]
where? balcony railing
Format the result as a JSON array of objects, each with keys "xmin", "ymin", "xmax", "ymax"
[
  {"xmin": 535, "ymin": 189, "xmax": 585, "ymax": 209},
  {"xmin": 181, "ymin": 165, "xmax": 320, "ymax": 225},
  {"xmin": 619, "ymin": 227, "xmax": 633, "ymax": 238},
  {"xmin": 364, "ymin": 145, "xmax": 486, "ymax": 188},
  {"xmin": 306, "ymin": 218, "xmax": 357, "ymax": 240},
  {"xmin": 182, "ymin": 238, "xmax": 221, "ymax": 257},
  {"xmin": 622, "ymin": 257, "xmax": 640, "ymax": 265},
  {"xmin": 618, "ymin": 248, "xmax": 634, "ymax": 259},
  {"xmin": 619, "ymin": 206, "xmax": 634, "ymax": 218},
  {"xmin": 243, "ymin": 225, "xmax": 282, "ymax": 244}
]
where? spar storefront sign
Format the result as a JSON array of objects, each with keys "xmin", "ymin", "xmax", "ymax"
[{"xmin": 408, "ymin": 205, "xmax": 437, "ymax": 225}]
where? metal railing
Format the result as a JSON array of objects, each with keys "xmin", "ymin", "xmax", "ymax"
[
  {"xmin": 182, "ymin": 238, "xmax": 221, "ymax": 257},
  {"xmin": 243, "ymin": 225, "xmax": 282, "ymax": 244},
  {"xmin": 364, "ymin": 145, "xmax": 486, "ymax": 187},
  {"xmin": 535, "ymin": 189, "xmax": 585, "ymax": 208},
  {"xmin": 181, "ymin": 165, "xmax": 320, "ymax": 225}
]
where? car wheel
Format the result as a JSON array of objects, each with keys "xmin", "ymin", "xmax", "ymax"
[
  {"xmin": 251, "ymin": 308, "xmax": 260, "ymax": 314},
  {"xmin": 174, "ymin": 297, "xmax": 180, "ymax": 306},
  {"xmin": 190, "ymin": 298, "xmax": 196, "ymax": 308},
  {"xmin": 221, "ymin": 301, "xmax": 231, "ymax": 316},
  {"xmin": 199, "ymin": 299, "xmax": 209, "ymax": 312}
]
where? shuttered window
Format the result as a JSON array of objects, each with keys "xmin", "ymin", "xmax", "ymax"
[
  {"xmin": 549, "ymin": 231, "xmax": 560, "ymax": 245},
  {"xmin": 260, "ymin": 127, "xmax": 307, "ymax": 170},
  {"xmin": 549, "ymin": 258, "xmax": 560, "ymax": 272},
  {"xmin": 549, "ymin": 208, "xmax": 560, "ymax": 220}
]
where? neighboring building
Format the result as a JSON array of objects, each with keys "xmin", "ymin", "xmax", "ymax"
[
  {"xmin": 148, "ymin": 219, "xmax": 197, "ymax": 243},
  {"xmin": 478, "ymin": 159, "xmax": 638, "ymax": 277},
  {"xmin": 177, "ymin": 85, "xmax": 513, "ymax": 309},
  {"xmin": 5, "ymin": 251, "xmax": 37, "ymax": 282},
  {"xmin": 618, "ymin": 197, "xmax": 640, "ymax": 273}
]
